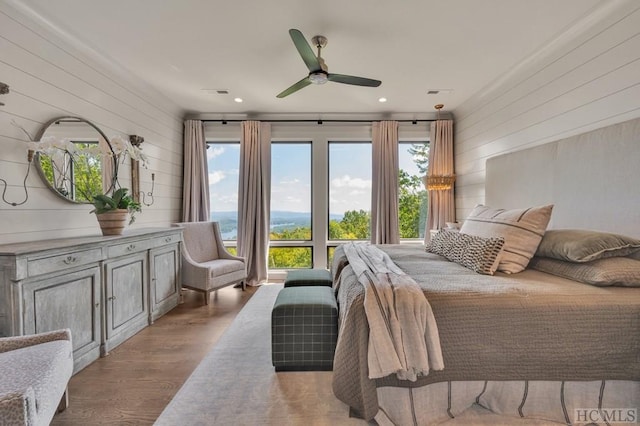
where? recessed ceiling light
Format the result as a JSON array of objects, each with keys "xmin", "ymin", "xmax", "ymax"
[
  {"xmin": 378, "ymin": 97, "xmax": 387, "ymax": 103},
  {"xmin": 234, "ymin": 97, "xmax": 243, "ymax": 103}
]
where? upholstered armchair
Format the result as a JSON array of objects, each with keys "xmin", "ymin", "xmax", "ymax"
[
  {"xmin": 0, "ymin": 329, "xmax": 74, "ymax": 425},
  {"xmin": 174, "ymin": 221, "xmax": 247, "ymax": 304}
]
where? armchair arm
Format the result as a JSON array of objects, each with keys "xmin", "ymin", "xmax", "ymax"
[
  {"xmin": 180, "ymin": 245, "xmax": 211, "ymax": 285},
  {"xmin": 0, "ymin": 329, "xmax": 71, "ymax": 354},
  {"xmin": 211, "ymin": 222, "xmax": 246, "ymax": 263},
  {"xmin": 0, "ymin": 389, "xmax": 36, "ymax": 425}
]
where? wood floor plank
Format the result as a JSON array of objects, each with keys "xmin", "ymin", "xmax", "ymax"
[{"xmin": 51, "ymin": 286, "xmax": 258, "ymax": 425}]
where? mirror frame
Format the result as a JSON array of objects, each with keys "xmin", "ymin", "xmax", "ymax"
[{"xmin": 33, "ymin": 116, "xmax": 118, "ymax": 203}]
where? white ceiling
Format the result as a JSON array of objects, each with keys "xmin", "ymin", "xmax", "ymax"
[{"xmin": 17, "ymin": 0, "xmax": 605, "ymax": 116}]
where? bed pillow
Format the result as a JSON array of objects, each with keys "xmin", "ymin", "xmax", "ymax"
[
  {"xmin": 535, "ymin": 229, "xmax": 640, "ymax": 262},
  {"xmin": 528, "ymin": 256, "xmax": 640, "ymax": 287},
  {"xmin": 424, "ymin": 229, "xmax": 458, "ymax": 257},
  {"xmin": 459, "ymin": 204, "xmax": 553, "ymax": 274},
  {"xmin": 426, "ymin": 230, "xmax": 505, "ymax": 275}
]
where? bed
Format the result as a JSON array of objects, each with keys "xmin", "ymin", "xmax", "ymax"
[{"xmin": 330, "ymin": 117, "xmax": 640, "ymax": 425}]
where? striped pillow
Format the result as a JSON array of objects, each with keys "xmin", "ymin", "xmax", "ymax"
[
  {"xmin": 426, "ymin": 230, "xmax": 505, "ymax": 275},
  {"xmin": 459, "ymin": 204, "xmax": 553, "ymax": 274}
]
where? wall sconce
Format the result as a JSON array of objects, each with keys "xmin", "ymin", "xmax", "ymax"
[
  {"xmin": 140, "ymin": 173, "xmax": 155, "ymax": 207},
  {"xmin": 0, "ymin": 153, "xmax": 33, "ymax": 206},
  {"xmin": 0, "ymin": 82, "xmax": 9, "ymax": 107},
  {"xmin": 1, "ymin": 118, "xmax": 34, "ymax": 206},
  {"xmin": 129, "ymin": 135, "xmax": 155, "ymax": 206}
]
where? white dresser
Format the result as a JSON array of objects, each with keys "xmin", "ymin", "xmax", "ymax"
[{"xmin": 0, "ymin": 227, "xmax": 182, "ymax": 373}]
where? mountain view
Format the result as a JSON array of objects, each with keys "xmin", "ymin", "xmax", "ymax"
[{"xmin": 212, "ymin": 211, "xmax": 343, "ymax": 240}]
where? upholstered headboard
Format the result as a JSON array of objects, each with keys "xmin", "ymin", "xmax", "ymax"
[{"xmin": 486, "ymin": 117, "xmax": 640, "ymax": 238}]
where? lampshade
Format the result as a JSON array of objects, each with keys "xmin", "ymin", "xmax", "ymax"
[{"xmin": 423, "ymin": 175, "xmax": 456, "ymax": 191}]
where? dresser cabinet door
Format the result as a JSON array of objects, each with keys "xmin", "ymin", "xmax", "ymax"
[
  {"xmin": 22, "ymin": 266, "xmax": 102, "ymax": 372},
  {"xmin": 149, "ymin": 243, "xmax": 180, "ymax": 322},
  {"xmin": 103, "ymin": 251, "xmax": 148, "ymax": 353}
]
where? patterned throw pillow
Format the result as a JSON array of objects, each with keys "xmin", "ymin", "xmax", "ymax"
[
  {"xmin": 425, "ymin": 229, "xmax": 458, "ymax": 257},
  {"xmin": 459, "ymin": 204, "xmax": 553, "ymax": 274},
  {"xmin": 427, "ymin": 230, "xmax": 505, "ymax": 275}
]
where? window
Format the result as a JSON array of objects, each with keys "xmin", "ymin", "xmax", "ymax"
[
  {"xmin": 398, "ymin": 142, "xmax": 429, "ymax": 239},
  {"xmin": 269, "ymin": 142, "xmax": 312, "ymax": 269},
  {"xmin": 204, "ymin": 122, "xmax": 428, "ymax": 276},
  {"xmin": 328, "ymin": 142, "xmax": 372, "ymax": 241},
  {"xmin": 207, "ymin": 141, "xmax": 240, "ymax": 241}
]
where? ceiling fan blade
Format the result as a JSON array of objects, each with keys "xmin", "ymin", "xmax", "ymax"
[
  {"xmin": 289, "ymin": 29, "xmax": 322, "ymax": 72},
  {"xmin": 277, "ymin": 77, "xmax": 312, "ymax": 98},
  {"xmin": 328, "ymin": 73, "xmax": 381, "ymax": 87}
]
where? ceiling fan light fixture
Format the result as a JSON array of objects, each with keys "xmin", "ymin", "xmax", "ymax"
[{"xmin": 309, "ymin": 72, "xmax": 328, "ymax": 85}]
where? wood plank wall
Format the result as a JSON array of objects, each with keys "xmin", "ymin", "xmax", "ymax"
[
  {"xmin": 453, "ymin": 0, "xmax": 640, "ymax": 221},
  {"xmin": 0, "ymin": 4, "xmax": 185, "ymax": 244}
]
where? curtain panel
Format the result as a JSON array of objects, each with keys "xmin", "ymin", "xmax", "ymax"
[
  {"xmin": 237, "ymin": 121, "xmax": 271, "ymax": 286},
  {"xmin": 182, "ymin": 120, "xmax": 210, "ymax": 222},
  {"xmin": 425, "ymin": 119, "xmax": 455, "ymax": 242},
  {"xmin": 371, "ymin": 121, "xmax": 400, "ymax": 244}
]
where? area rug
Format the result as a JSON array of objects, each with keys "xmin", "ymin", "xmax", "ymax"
[
  {"xmin": 155, "ymin": 284, "xmax": 364, "ymax": 425},
  {"xmin": 155, "ymin": 284, "xmax": 557, "ymax": 426}
]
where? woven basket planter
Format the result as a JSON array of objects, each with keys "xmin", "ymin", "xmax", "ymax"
[{"xmin": 95, "ymin": 209, "xmax": 128, "ymax": 236}]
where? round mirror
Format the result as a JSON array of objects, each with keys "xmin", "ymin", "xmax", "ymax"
[{"xmin": 33, "ymin": 116, "xmax": 118, "ymax": 203}]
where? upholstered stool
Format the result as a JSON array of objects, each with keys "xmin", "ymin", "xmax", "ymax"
[
  {"xmin": 271, "ymin": 286, "xmax": 338, "ymax": 371},
  {"xmin": 283, "ymin": 269, "xmax": 332, "ymax": 288}
]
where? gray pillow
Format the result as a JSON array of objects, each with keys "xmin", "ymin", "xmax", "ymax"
[
  {"xmin": 528, "ymin": 256, "xmax": 640, "ymax": 287},
  {"xmin": 535, "ymin": 229, "xmax": 640, "ymax": 262}
]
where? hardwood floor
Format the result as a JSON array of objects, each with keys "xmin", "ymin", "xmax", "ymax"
[{"xmin": 52, "ymin": 285, "xmax": 259, "ymax": 425}]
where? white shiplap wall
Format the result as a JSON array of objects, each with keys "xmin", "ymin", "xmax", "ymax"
[
  {"xmin": 453, "ymin": 0, "xmax": 640, "ymax": 221},
  {"xmin": 0, "ymin": 3, "xmax": 184, "ymax": 244}
]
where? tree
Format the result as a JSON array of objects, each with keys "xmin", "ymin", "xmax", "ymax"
[
  {"xmin": 329, "ymin": 209, "xmax": 370, "ymax": 240},
  {"xmin": 408, "ymin": 143, "xmax": 430, "ymax": 175},
  {"xmin": 398, "ymin": 169, "xmax": 428, "ymax": 238}
]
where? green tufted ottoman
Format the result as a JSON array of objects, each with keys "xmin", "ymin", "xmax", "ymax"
[
  {"xmin": 271, "ymin": 286, "xmax": 338, "ymax": 371},
  {"xmin": 283, "ymin": 268, "xmax": 333, "ymax": 288}
]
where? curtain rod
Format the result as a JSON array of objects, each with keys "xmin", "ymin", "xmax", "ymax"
[{"xmin": 202, "ymin": 119, "xmax": 436, "ymax": 124}]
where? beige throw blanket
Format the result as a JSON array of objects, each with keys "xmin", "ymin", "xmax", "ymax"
[{"xmin": 343, "ymin": 242, "xmax": 444, "ymax": 381}]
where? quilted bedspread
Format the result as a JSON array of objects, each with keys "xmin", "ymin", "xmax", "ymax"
[{"xmin": 331, "ymin": 244, "xmax": 640, "ymax": 421}]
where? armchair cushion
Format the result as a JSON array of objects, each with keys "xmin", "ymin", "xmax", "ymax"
[
  {"xmin": 0, "ymin": 329, "xmax": 73, "ymax": 426},
  {"xmin": 202, "ymin": 259, "xmax": 246, "ymax": 277}
]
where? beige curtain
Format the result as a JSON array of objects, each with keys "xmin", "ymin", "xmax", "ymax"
[
  {"xmin": 182, "ymin": 120, "xmax": 210, "ymax": 222},
  {"xmin": 371, "ymin": 121, "xmax": 400, "ymax": 244},
  {"xmin": 237, "ymin": 121, "xmax": 271, "ymax": 286},
  {"xmin": 425, "ymin": 120, "xmax": 455, "ymax": 243}
]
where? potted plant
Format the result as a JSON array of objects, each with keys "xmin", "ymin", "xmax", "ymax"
[{"xmin": 90, "ymin": 188, "xmax": 141, "ymax": 236}]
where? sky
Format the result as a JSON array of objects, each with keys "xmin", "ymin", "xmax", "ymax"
[{"xmin": 208, "ymin": 141, "xmax": 425, "ymax": 215}]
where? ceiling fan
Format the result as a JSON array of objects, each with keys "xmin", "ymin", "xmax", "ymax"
[{"xmin": 277, "ymin": 29, "xmax": 382, "ymax": 98}]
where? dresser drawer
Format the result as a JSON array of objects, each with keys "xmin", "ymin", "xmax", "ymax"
[
  {"xmin": 108, "ymin": 239, "xmax": 152, "ymax": 258},
  {"xmin": 28, "ymin": 248, "xmax": 103, "ymax": 277},
  {"xmin": 151, "ymin": 233, "xmax": 181, "ymax": 248}
]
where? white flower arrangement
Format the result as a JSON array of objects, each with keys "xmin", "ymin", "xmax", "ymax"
[
  {"xmin": 26, "ymin": 135, "xmax": 148, "ymax": 168},
  {"xmin": 108, "ymin": 135, "xmax": 149, "ymax": 168}
]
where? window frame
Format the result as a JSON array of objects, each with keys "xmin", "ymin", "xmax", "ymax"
[{"xmin": 204, "ymin": 122, "xmax": 429, "ymax": 279}]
